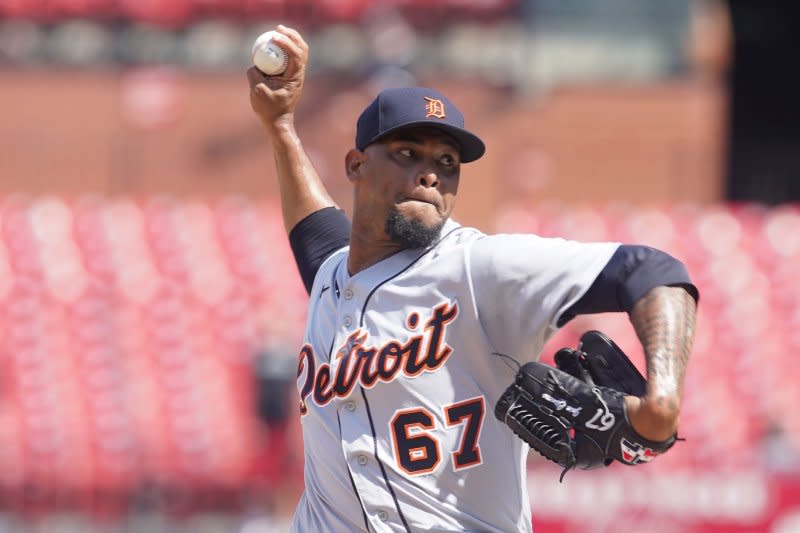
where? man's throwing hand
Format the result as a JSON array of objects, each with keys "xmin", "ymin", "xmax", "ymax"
[{"xmin": 247, "ymin": 24, "xmax": 309, "ymax": 128}]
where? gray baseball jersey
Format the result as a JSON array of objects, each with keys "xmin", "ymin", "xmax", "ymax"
[{"xmin": 291, "ymin": 219, "xmax": 619, "ymax": 533}]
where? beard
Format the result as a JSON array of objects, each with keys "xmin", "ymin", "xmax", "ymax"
[{"xmin": 385, "ymin": 208, "xmax": 443, "ymax": 249}]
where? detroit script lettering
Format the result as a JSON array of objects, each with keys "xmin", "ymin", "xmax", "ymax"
[{"xmin": 297, "ymin": 302, "xmax": 459, "ymax": 414}]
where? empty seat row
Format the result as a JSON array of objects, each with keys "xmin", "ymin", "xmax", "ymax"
[
  {"xmin": 0, "ymin": 0, "xmax": 520, "ymax": 27},
  {"xmin": 0, "ymin": 195, "xmax": 798, "ymax": 502}
]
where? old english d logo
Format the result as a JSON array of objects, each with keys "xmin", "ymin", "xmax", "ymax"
[{"xmin": 424, "ymin": 97, "xmax": 446, "ymax": 119}]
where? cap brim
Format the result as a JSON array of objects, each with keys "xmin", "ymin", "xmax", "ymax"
[{"xmin": 365, "ymin": 120, "xmax": 486, "ymax": 163}]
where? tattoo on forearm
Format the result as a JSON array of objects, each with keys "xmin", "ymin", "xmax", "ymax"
[{"xmin": 630, "ymin": 286, "xmax": 697, "ymax": 413}]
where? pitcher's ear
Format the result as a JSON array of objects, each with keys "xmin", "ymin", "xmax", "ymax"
[{"xmin": 345, "ymin": 149, "xmax": 365, "ymax": 182}]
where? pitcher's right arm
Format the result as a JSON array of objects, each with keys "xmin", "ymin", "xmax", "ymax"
[
  {"xmin": 247, "ymin": 26, "xmax": 350, "ymax": 293},
  {"xmin": 247, "ymin": 25, "xmax": 337, "ymax": 233}
]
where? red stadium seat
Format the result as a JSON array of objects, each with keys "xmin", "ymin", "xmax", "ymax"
[
  {"xmin": 396, "ymin": 0, "xmax": 518, "ymax": 28},
  {"xmin": 315, "ymin": 0, "xmax": 371, "ymax": 23},
  {"xmin": 46, "ymin": 0, "xmax": 116, "ymax": 19},
  {"xmin": 241, "ymin": 0, "xmax": 286, "ymax": 19},
  {"xmin": 0, "ymin": 0, "xmax": 49, "ymax": 20},
  {"xmin": 116, "ymin": 0, "xmax": 194, "ymax": 29},
  {"xmin": 190, "ymin": 0, "xmax": 244, "ymax": 19}
]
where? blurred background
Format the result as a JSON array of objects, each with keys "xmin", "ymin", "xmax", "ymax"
[{"xmin": 1, "ymin": 0, "xmax": 799, "ymax": 531}]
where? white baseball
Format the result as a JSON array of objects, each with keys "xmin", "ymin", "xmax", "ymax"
[{"xmin": 251, "ymin": 31, "xmax": 288, "ymax": 76}]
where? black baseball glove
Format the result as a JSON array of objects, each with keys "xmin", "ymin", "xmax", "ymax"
[{"xmin": 494, "ymin": 330, "xmax": 677, "ymax": 480}]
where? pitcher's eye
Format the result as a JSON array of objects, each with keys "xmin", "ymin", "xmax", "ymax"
[{"xmin": 440, "ymin": 154, "xmax": 456, "ymax": 167}]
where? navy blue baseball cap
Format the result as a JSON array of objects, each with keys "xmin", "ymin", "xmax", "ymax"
[{"xmin": 355, "ymin": 87, "xmax": 486, "ymax": 163}]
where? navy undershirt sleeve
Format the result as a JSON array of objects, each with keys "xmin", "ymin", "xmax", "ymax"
[
  {"xmin": 557, "ymin": 245, "xmax": 699, "ymax": 327},
  {"xmin": 288, "ymin": 207, "xmax": 351, "ymax": 294}
]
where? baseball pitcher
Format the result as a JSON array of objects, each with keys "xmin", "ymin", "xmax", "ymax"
[{"xmin": 247, "ymin": 26, "xmax": 698, "ymax": 533}]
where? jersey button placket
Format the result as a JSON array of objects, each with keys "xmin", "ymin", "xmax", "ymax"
[{"xmin": 336, "ymin": 281, "xmax": 396, "ymax": 530}]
